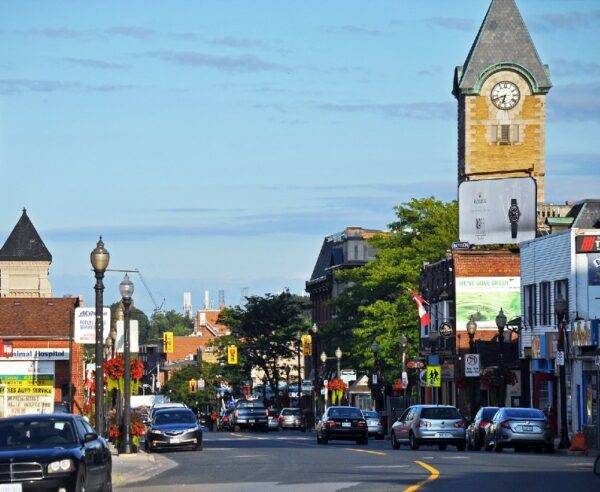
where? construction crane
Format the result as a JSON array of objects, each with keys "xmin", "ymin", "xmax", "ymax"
[{"xmin": 107, "ymin": 268, "xmax": 165, "ymax": 315}]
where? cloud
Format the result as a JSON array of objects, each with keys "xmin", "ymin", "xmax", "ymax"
[
  {"xmin": 104, "ymin": 26, "xmax": 155, "ymax": 39},
  {"xmin": 62, "ymin": 57, "xmax": 129, "ymax": 70},
  {"xmin": 10, "ymin": 27, "xmax": 84, "ymax": 38},
  {"xmin": 315, "ymin": 101, "xmax": 454, "ymax": 120},
  {"xmin": 548, "ymin": 81, "xmax": 600, "ymax": 121},
  {"xmin": 0, "ymin": 79, "xmax": 135, "ymax": 95},
  {"xmin": 157, "ymin": 207, "xmax": 246, "ymax": 213},
  {"xmin": 148, "ymin": 51, "xmax": 287, "ymax": 73},
  {"xmin": 530, "ymin": 10, "xmax": 600, "ymax": 31},
  {"xmin": 551, "ymin": 58, "xmax": 600, "ymax": 78},
  {"xmin": 547, "ymin": 153, "xmax": 600, "ymax": 176},
  {"xmin": 209, "ymin": 36, "xmax": 267, "ymax": 49},
  {"xmin": 425, "ymin": 17, "xmax": 476, "ymax": 32},
  {"xmin": 325, "ymin": 25, "xmax": 381, "ymax": 36}
]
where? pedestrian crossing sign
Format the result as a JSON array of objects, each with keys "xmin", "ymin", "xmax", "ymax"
[{"xmin": 425, "ymin": 365, "xmax": 441, "ymax": 387}]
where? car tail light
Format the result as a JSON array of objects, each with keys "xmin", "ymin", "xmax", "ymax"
[
  {"xmin": 357, "ymin": 420, "xmax": 367, "ymax": 427},
  {"xmin": 500, "ymin": 420, "xmax": 511, "ymax": 429},
  {"xmin": 326, "ymin": 420, "xmax": 337, "ymax": 429},
  {"xmin": 479, "ymin": 420, "xmax": 489, "ymax": 429},
  {"xmin": 418, "ymin": 420, "xmax": 431, "ymax": 428},
  {"xmin": 454, "ymin": 421, "xmax": 466, "ymax": 429}
]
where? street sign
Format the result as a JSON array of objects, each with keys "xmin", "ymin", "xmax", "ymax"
[
  {"xmin": 464, "ymin": 354, "xmax": 480, "ymax": 377},
  {"xmin": 439, "ymin": 322, "xmax": 453, "ymax": 339},
  {"xmin": 452, "ymin": 241, "xmax": 471, "ymax": 250},
  {"xmin": 163, "ymin": 332, "xmax": 174, "ymax": 353},
  {"xmin": 301, "ymin": 334, "xmax": 312, "ymax": 356},
  {"xmin": 340, "ymin": 369, "xmax": 356, "ymax": 384},
  {"xmin": 74, "ymin": 308, "xmax": 111, "ymax": 344},
  {"xmin": 115, "ymin": 320, "xmax": 139, "ymax": 353},
  {"xmin": 188, "ymin": 379, "xmax": 197, "ymax": 393},
  {"xmin": 372, "ymin": 374, "xmax": 378, "ymax": 385},
  {"xmin": 402, "ymin": 371, "xmax": 408, "ymax": 387},
  {"xmin": 419, "ymin": 370, "xmax": 427, "ymax": 385},
  {"xmin": 227, "ymin": 345, "xmax": 238, "ymax": 365},
  {"xmin": 556, "ymin": 351, "xmax": 565, "ymax": 366},
  {"xmin": 407, "ymin": 360, "xmax": 425, "ymax": 369},
  {"xmin": 425, "ymin": 365, "xmax": 441, "ymax": 387},
  {"xmin": 198, "ymin": 378, "xmax": 205, "ymax": 390}
]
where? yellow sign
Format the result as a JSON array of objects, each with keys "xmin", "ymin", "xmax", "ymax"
[
  {"xmin": 227, "ymin": 345, "xmax": 238, "ymax": 365},
  {"xmin": 301, "ymin": 334, "xmax": 312, "ymax": 356},
  {"xmin": 188, "ymin": 379, "xmax": 197, "ymax": 393},
  {"xmin": 425, "ymin": 365, "xmax": 441, "ymax": 387},
  {"xmin": 163, "ymin": 332, "xmax": 174, "ymax": 353}
]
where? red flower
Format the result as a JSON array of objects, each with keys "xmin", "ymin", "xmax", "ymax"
[
  {"xmin": 327, "ymin": 379, "xmax": 347, "ymax": 392},
  {"xmin": 130, "ymin": 359, "xmax": 144, "ymax": 381},
  {"xmin": 131, "ymin": 421, "xmax": 146, "ymax": 437},
  {"xmin": 108, "ymin": 426, "xmax": 120, "ymax": 439},
  {"xmin": 103, "ymin": 356, "xmax": 144, "ymax": 381}
]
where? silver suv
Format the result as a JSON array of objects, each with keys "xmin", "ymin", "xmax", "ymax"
[{"xmin": 391, "ymin": 405, "xmax": 466, "ymax": 451}]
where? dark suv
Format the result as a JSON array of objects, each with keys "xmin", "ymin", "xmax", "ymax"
[{"xmin": 231, "ymin": 400, "xmax": 268, "ymax": 431}]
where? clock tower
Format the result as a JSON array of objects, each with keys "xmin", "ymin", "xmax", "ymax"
[{"xmin": 453, "ymin": 0, "xmax": 551, "ymax": 204}]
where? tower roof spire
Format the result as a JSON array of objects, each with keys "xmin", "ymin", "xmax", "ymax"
[
  {"xmin": 0, "ymin": 209, "xmax": 52, "ymax": 262},
  {"xmin": 454, "ymin": 0, "xmax": 551, "ymax": 97}
]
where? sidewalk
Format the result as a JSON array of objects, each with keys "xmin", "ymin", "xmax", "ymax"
[{"xmin": 112, "ymin": 450, "xmax": 177, "ymax": 488}]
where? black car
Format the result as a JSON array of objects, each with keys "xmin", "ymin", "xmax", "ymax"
[
  {"xmin": 145, "ymin": 408, "xmax": 203, "ymax": 452},
  {"xmin": 466, "ymin": 407, "xmax": 499, "ymax": 451},
  {"xmin": 316, "ymin": 406, "xmax": 368, "ymax": 445},
  {"xmin": 0, "ymin": 413, "xmax": 112, "ymax": 492},
  {"xmin": 231, "ymin": 401, "xmax": 268, "ymax": 432}
]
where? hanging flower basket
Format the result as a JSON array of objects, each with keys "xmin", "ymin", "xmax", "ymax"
[
  {"xmin": 327, "ymin": 378, "xmax": 347, "ymax": 405},
  {"xmin": 102, "ymin": 357, "xmax": 144, "ymax": 394}
]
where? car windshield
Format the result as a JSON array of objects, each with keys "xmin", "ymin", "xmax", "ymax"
[
  {"xmin": 482, "ymin": 408, "xmax": 500, "ymax": 420},
  {"xmin": 154, "ymin": 411, "xmax": 196, "ymax": 425},
  {"xmin": 281, "ymin": 409, "xmax": 302, "ymax": 416},
  {"xmin": 328, "ymin": 408, "xmax": 363, "ymax": 419},
  {"xmin": 505, "ymin": 409, "xmax": 545, "ymax": 419},
  {"xmin": 421, "ymin": 407, "xmax": 461, "ymax": 420},
  {"xmin": 0, "ymin": 419, "xmax": 77, "ymax": 449},
  {"xmin": 363, "ymin": 411, "xmax": 379, "ymax": 419}
]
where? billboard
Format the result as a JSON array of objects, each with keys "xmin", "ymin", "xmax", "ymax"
[
  {"xmin": 74, "ymin": 307, "xmax": 111, "ymax": 344},
  {"xmin": 455, "ymin": 277, "xmax": 520, "ymax": 330},
  {"xmin": 0, "ymin": 360, "xmax": 55, "ymax": 417},
  {"xmin": 459, "ymin": 177, "xmax": 536, "ymax": 245}
]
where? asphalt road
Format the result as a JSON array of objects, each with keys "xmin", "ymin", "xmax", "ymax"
[{"xmin": 118, "ymin": 430, "xmax": 598, "ymax": 492}]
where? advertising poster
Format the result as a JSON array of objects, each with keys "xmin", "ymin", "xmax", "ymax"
[
  {"xmin": 0, "ymin": 361, "xmax": 55, "ymax": 417},
  {"xmin": 455, "ymin": 277, "xmax": 521, "ymax": 330},
  {"xmin": 74, "ymin": 307, "xmax": 111, "ymax": 344}
]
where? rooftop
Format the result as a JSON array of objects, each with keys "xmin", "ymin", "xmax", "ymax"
[{"xmin": 0, "ymin": 209, "xmax": 52, "ymax": 262}]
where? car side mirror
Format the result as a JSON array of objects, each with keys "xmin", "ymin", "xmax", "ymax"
[{"xmin": 84, "ymin": 432, "xmax": 98, "ymax": 443}]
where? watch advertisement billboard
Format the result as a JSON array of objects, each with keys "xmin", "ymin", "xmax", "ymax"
[
  {"xmin": 455, "ymin": 277, "xmax": 521, "ymax": 330},
  {"xmin": 459, "ymin": 177, "xmax": 536, "ymax": 245}
]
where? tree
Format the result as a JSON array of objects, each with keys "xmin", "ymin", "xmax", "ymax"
[
  {"xmin": 326, "ymin": 197, "xmax": 458, "ymax": 382},
  {"xmin": 212, "ymin": 292, "xmax": 310, "ymax": 395},
  {"xmin": 145, "ymin": 310, "xmax": 194, "ymax": 342},
  {"xmin": 161, "ymin": 363, "xmax": 221, "ymax": 411},
  {"xmin": 108, "ymin": 302, "xmax": 151, "ymax": 345}
]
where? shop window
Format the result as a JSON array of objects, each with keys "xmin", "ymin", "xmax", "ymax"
[
  {"xmin": 554, "ymin": 279, "xmax": 569, "ymax": 324},
  {"xmin": 540, "ymin": 282, "xmax": 551, "ymax": 325},
  {"xmin": 524, "ymin": 284, "xmax": 537, "ymax": 328}
]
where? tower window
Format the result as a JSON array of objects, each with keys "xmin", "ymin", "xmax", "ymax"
[
  {"xmin": 490, "ymin": 124, "xmax": 520, "ymax": 145},
  {"xmin": 500, "ymin": 124, "xmax": 511, "ymax": 144}
]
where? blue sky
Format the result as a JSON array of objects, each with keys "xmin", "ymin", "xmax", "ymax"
[{"xmin": 1, "ymin": 0, "xmax": 599, "ymax": 313}]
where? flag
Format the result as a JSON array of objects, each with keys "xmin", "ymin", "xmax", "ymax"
[{"xmin": 412, "ymin": 292, "xmax": 430, "ymax": 328}]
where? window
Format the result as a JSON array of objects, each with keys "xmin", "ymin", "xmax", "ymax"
[
  {"xmin": 490, "ymin": 124, "xmax": 520, "ymax": 145},
  {"xmin": 500, "ymin": 124, "xmax": 511, "ymax": 144},
  {"xmin": 540, "ymin": 282, "xmax": 551, "ymax": 325},
  {"xmin": 554, "ymin": 279, "xmax": 569, "ymax": 324},
  {"xmin": 354, "ymin": 244, "xmax": 360, "ymax": 260},
  {"xmin": 420, "ymin": 407, "xmax": 461, "ymax": 420},
  {"xmin": 524, "ymin": 284, "xmax": 537, "ymax": 328}
]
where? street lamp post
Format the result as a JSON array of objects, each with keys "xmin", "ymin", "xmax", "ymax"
[
  {"xmin": 119, "ymin": 274, "xmax": 134, "ymax": 454},
  {"xmin": 296, "ymin": 333, "xmax": 302, "ymax": 407},
  {"xmin": 90, "ymin": 237, "xmax": 109, "ymax": 436},
  {"xmin": 496, "ymin": 308, "xmax": 507, "ymax": 407},
  {"xmin": 335, "ymin": 347, "xmax": 342, "ymax": 378},
  {"xmin": 555, "ymin": 295, "xmax": 571, "ymax": 449},
  {"xmin": 400, "ymin": 335, "xmax": 408, "ymax": 403},
  {"xmin": 311, "ymin": 324, "xmax": 319, "ymax": 417},
  {"xmin": 371, "ymin": 341, "xmax": 381, "ymax": 411},
  {"xmin": 428, "ymin": 329, "xmax": 439, "ymax": 404},
  {"xmin": 320, "ymin": 351, "xmax": 328, "ymax": 408},
  {"xmin": 285, "ymin": 365, "xmax": 291, "ymax": 404},
  {"xmin": 466, "ymin": 315, "xmax": 478, "ymax": 418}
]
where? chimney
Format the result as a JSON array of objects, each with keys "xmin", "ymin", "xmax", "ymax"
[{"xmin": 204, "ymin": 290, "xmax": 210, "ymax": 309}]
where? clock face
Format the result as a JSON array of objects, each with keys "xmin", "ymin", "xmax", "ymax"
[{"xmin": 491, "ymin": 81, "xmax": 520, "ymax": 110}]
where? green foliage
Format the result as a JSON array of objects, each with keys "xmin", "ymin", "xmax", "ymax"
[
  {"xmin": 161, "ymin": 363, "xmax": 221, "ymax": 410},
  {"xmin": 108, "ymin": 302, "xmax": 151, "ymax": 345},
  {"xmin": 146, "ymin": 310, "xmax": 194, "ymax": 341},
  {"xmin": 327, "ymin": 197, "xmax": 458, "ymax": 382},
  {"xmin": 211, "ymin": 292, "xmax": 311, "ymax": 391}
]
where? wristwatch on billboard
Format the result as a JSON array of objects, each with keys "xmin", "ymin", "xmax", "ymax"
[{"xmin": 508, "ymin": 198, "xmax": 521, "ymax": 239}]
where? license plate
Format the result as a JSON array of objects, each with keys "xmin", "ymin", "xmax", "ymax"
[
  {"xmin": 435, "ymin": 433, "xmax": 452, "ymax": 438},
  {"xmin": 170, "ymin": 436, "xmax": 181, "ymax": 443},
  {"xmin": 1, "ymin": 485, "xmax": 23, "ymax": 492},
  {"xmin": 523, "ymin": 425, "xmax": 533, "ymax": 432},
  {"xmin": 342, "ymin": 422, "xmax": 351, "ymax": 428},
  {"xmin": 249, "ymin": 419, "xmax": 255, "ymax": 423}
]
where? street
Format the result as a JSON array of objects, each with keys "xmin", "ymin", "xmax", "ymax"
[{"xmin": 118, "ymin": 431, "xmax": 598, "ymax": 491}]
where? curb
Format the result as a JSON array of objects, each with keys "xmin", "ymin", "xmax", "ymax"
[{"xmin": 112, "ymin": 450, "xmax": 177, "ymax": 488}]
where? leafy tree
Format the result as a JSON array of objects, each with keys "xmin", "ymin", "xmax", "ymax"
[
  {"xmin": 161, "ymin": 363, "xmax": 221, "ymax": 411},
  {"xmin": 211, "ymin": 292, "xmax": 310, "ymax": 394},
  {"xmin": 145, "ymin": 310, "xmax": 194, "ymax": 342},
  {"xmin": 325, "ymin": 197, "xmax": 458, "ymax": 382},
  {"xmin": 107, "ymin": 302, "xmax": 151, "ymax": 345}
]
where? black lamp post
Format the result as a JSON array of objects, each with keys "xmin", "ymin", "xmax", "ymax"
[
  {"xmin": 335, "ymin": 347, "xmax": 342, "ymax": 378},
  {"xmin": 262, "ymin": 375, "xmax": 268, "ymax": 405},
  {"xmin": 428, "ymin": 329, "xmax": 439, "ymax": 404},
  {"xmin": 285, "ymin": 365, "xmax": 291, "ymax": 403},
  {"xmin": 555, "ymin": 295, "xmax": 570, "ymax": 449},
  {"xmin": 371, "ymin": 341, "xmax": 381, "ymax": 411},
  {"xmin": 401, "ymin": 334, "xmax": 408, "ymax": 402},
  {"xmin": 466, "ymin": 315, "xmax": 478, "ymax": 418},
  {"xmin": 90, "ymin": 237, "xmax": 109, "ymax": 436},
  {"xmin": 495, "ymin": 308, "xmax": 507, "ymax": 407},
  {"xmin": 296, "ymin": 333, "xmax": 302, "ymax": 407},
  {"xmin": 119, "ymin": 274, "xmax": 134, "ymax": 454},
  {"xmin": 311, "ymin": 323, "xmax": 319, "ymax": 416}
]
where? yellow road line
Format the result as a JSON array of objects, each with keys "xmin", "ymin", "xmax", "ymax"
[
  {"xmin": 346, "ymin": 448, "xmax": 387, "ymax": 456},
  {"xmin": 404, "ymin": 460, "xmax": 440, "ymax": 492}
]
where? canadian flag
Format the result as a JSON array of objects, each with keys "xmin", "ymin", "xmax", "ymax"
[{"xmin": 411, "ymin": 292, "xmax": 430, "ymax": 328}]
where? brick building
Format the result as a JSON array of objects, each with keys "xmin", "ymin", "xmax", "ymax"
[{"xmin": 0, "ymin": 297, "xmax": 84, "ymax": 416}]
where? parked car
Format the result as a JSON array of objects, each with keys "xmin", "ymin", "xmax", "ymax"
[
  {"xmin": 0, "ymin": 413, "xmax": 112, "ymax": 492},
  {"xmin": 145, "ymin": 407, "xmax": 203, "ymax": 452},
  {"xmin": 267, "ymin": 409, "xmax": 281, "ymax": 431},
  {"xmin": 484, "ymin": 407, "xmax": 554, "ymax": 453},
  {"xmin": 231, "ymin": 400, "xmax": 268, "ymax": 432},
  {"xmin": 316, "ymin": 406, "xmax": 368, "ymax": 445},
  {"xmin": 390, "ymin": 405, "xmax": 466, "ymax": 451},
  {"xmin": 466, "ymin": 407, "xmax": 499, "ymax": 450},
  {"xmin": 278, "ymin": 408, "xmax": 306, "ymax": 432},
  {"xmin": 362, "ymin": 410, "xmax": 384, "ymax": 440}
]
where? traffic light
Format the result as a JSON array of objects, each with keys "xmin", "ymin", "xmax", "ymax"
[
  {"xmin": 301, "ymin": 334, "xmax": 312, "ymax": 356},
  {"xmin": 188, "ymin": 379, "xmax": 197, "ymax": 393},
  {"xmin": 227, "ymin": 345, "xmax": 238, "ymax": 365},
  {"xmin": 163, "ymin": 332, "xmax": 174, "ymax": 353}
]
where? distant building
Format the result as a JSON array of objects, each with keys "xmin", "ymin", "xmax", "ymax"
[
  {"xmin": 305, "ymin": 227, "xmax": 381, "ymax": 327},
  {"xmin": 0, "ymin": 209, "xmax": 52, "ymax": 298},
  {"xmin": 183, "ymin": 292, "xmax": 192, "ymax": 318}
]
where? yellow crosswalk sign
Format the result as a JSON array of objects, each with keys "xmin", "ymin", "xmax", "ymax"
[{"xmin": 426, "ymin": 365, "xmax": 441, "ymax": 387}]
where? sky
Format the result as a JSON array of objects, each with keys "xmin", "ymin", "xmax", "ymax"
[{"xmin": 1, "ymin": 0, "xmax": 599, "ymax": 314}]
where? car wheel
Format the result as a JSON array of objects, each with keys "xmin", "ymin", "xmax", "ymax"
[
  {"xmin": 391, "ymin": 431, "xmax": 400, "ymax": 450},
  {"xmin": 484, "ymin": 437, "xmax": 493, "ymax": 452},
  {"xmin": 102, "ymin": 469, "xmax": 113, "ymax": 492},
  {"xmin": 467, "ymin": 437, "xmax": 473, "ymax": 451},
  {"xmin": 409, "ymin": 432, "xmax": 420, "ymax": 451},
  {"xmin": 73, "ymin": 465, "xmax": 86, "ymax": 492},
  {"xmin": 456, "ymin": 441, "xmax": 466, "ymax": 452},
  {"xmin": 233, "ymin": 425, "xmax": 240, "ymax": 432}
]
